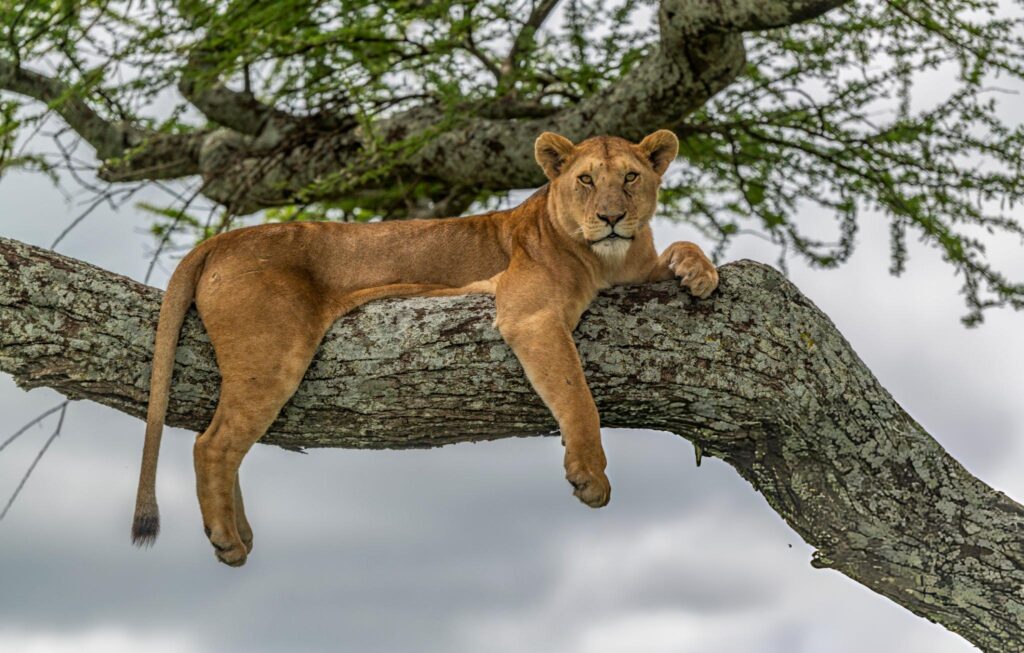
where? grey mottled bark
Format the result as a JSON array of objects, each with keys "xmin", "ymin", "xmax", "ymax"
[{"xmin": 0, "ymin": 236, "xmax": 1021, "ymax": 650}]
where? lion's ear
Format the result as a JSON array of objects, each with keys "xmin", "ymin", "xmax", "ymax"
[
  {"xmin": 535, "ymin": 132, "xmax": 576, "ymax": 180},
  {"xmin": 638, "ymin": 129, "xmax": 679, "ymax": 175}
]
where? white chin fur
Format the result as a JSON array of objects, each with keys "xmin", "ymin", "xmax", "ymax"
[{"xmin": 591, "ymin": 238, "xmax": 632, "ymax": 264}]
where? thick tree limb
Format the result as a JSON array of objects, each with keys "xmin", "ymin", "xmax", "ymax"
[
  {"xmin": 0, "ymin": 235, "xmax": 1021, "ymax": 650},
  {"xmin": 98, "ymin": 130, "xmax": 208, "ymax": 182}
]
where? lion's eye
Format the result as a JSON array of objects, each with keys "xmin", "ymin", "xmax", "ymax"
[
  {"xmin": 625, "ymin": 172, "xmax": 639, "ymax": 182},
  {"xmin": 578, "ymin": 174, "xmax": 593, "ymax": 185}
]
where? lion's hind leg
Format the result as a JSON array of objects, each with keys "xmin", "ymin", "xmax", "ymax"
[
  {"xmin": 194, "ymin": 406, "xmax": 266, "ymax": 566},
  {"xmin": 195, "ymin": 274, "xmax": 331, "ymax": 567},
  {"xmin": 195, "ymin": 334, "xmax": 326, "ymax": 566}
]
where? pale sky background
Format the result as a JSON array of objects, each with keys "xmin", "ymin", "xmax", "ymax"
[{"xmin": 3, "ymin": 10, "xmax": 1024, "ymax": 653}]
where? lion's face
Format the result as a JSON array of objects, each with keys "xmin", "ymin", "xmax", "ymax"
[{"xmin": 535, "ymin": 130, "xmax": 679, "ymax": 262}]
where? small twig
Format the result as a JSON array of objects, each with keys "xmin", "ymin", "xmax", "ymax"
[
  {"xmin": 48, "ymin": 182, "xmax": 144, "ymax": 250},
  {"xmin": 144, "ymin": 183, "xmax": 203, "ymax": 284},
  {"xmin": 0, "ymin": 400, "xmax": 68, "ymax": 454},
  {"xmin": 464, "ymin": 31, "xmax": 502, "ymax": 82},
  {"xmin": 501, "ymin": 0, "xmax": 561, "ymax": 80},
  {"xmin": 0, "ymin": 402, "xmax": 68, "ymax": 521},
  {"xmin": 49, "ymin": 191, "xmax": 112, "ymax": 249}
]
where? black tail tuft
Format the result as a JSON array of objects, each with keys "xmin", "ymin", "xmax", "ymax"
[{"xmin": 131, "ymin": 512, "xmax": 160, "ymax": 547}]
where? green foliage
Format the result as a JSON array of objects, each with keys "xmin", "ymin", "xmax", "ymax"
[
  {"xmin": 2, "ymin": 0, "xmax": 1024, "ymax": 322},
  {"xmin": 659, "ymin": 0, "xmax": 1024, "ymax": 324}
]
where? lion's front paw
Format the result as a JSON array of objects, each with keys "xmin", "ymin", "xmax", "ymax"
[
  {"xmin": 667, "ymin": 243, "xmax": 719, "ymax": 299},
  {"xmin": 565, "ymin": 454, "xmax": 611, "ymax": 508}
]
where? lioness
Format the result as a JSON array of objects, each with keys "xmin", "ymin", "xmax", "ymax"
[{"xmin": 132, "ymin": 129, "xmax": 718, "ymax": 566}]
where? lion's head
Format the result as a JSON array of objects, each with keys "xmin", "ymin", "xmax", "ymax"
[{"xmin": 534, "ymin": 130, "xmax": 679, "ymax": 262}]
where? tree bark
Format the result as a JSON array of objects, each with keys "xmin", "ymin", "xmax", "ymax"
[{"xmin": 0, "ymin": 235, "xmax": 1021, "ymax": 650}]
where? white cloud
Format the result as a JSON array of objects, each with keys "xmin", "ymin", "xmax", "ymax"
[{"xmin": 0, "ymin": 627, "xmax": 199, "ymax": 653}]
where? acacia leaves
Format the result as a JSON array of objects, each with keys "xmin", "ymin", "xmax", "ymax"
[{"xmin": 662, "ymin": 0, "xmax": 1024, "ymax": 323}]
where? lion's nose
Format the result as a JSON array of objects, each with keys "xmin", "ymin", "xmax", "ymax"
[{"xmin": 596, "ymin": 212, "xmax": 626, "ymax": 226}]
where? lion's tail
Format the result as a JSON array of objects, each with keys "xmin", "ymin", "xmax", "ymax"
[{"xmin": 131, "ymin": 244, "xmax": 209, "ymax": 547}]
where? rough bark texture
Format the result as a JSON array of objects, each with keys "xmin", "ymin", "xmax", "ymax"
[{"xmin": 0, "ymin": 235, "xmax": 1021, "ymax": 650}]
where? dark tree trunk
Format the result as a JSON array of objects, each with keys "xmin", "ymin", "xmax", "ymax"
[{"xmin": 1, "ymin": 236, "xmax": 1021, "ymax": 649}]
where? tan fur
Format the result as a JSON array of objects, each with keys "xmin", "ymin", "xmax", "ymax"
[{"xmin": 132, "ymin": 130, "xmax": 719, "ymax": 566}]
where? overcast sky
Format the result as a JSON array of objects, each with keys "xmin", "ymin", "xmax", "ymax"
[{"xmin": 4, "ymin": 24, "xmax": 1024, "ymax": 653}]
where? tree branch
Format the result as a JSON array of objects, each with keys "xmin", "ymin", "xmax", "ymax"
[
  {"xmin": 177, "ymin": 47, "xmax": 298, "ymax": 137},
  {"xmin": 671, "ymin": 0, "xmax": 852, "ymax": 33},
  {"xmin": 500, "ymin": 0, "xmax": 562, "ymax": 80},
  {"xmin": 97, "ymin": 130, "xmax": 208, "ymax": 182},
  {"xmin": 0, "ymin": 59, "xmax": 127, "ymax": 159},
  {"xmin": 0, "ymin": 234, "xmax": 1021, "ymax": 650},
  {"xmin": 0, "ymin": 59, "xmax": 205, "ymax": 180},
  {"xmin": 462, "ymin": 19, "xmax": 503, "ymax": 83}
]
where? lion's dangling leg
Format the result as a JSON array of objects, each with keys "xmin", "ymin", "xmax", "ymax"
[
  {"xmin": 494, "ymin": 263, "xmax": 610, "ymax": 508},
  {"xmin": 194, "ymin": 422, "xmax": 249, "ymax": 567},
  {"xmin": 193, "ymin": 384, "xmax": 286, "ymax": 565},
  {"xmin": 194, "ymin": 334, "xmax": 326, "ymax": 566},
  {"xmin": 194, "ymin": 271, "xmax": 332, "ymax": 566}
]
